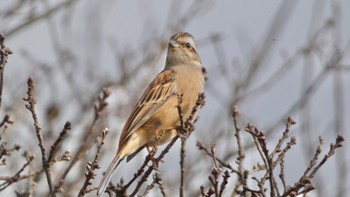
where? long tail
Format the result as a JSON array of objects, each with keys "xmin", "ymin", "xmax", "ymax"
[{"xmin": 97, "ymin": 154, "xmax": 123, "ymax": 196}]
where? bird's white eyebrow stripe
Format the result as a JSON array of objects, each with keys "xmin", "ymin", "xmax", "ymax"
[{"xmin": 180, "ymin": 37, "xmax": 197, "ymax": 50}]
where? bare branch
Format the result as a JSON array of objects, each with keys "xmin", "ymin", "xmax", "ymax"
[{"xmin": 23, "ymin": 77, "xmax": 55, "ymax": 196}]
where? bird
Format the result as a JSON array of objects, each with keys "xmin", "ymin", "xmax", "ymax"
[{"xmin": 97, "ymin": 32, "xmax": 205, "ymax": 196}]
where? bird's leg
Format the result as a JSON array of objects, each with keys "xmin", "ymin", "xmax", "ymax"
[{"xmin": 176, "ymin": 125, "xmax": 189, "ymax": 140}]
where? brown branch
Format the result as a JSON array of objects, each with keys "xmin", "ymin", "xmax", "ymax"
[
  {"xmin": 177, "ymin": 93, "xmax": 186, "ymax": 197},
  {"xmin": 0, "ymin": 114, "xmax": 14, "ymax": 128},
  {"xmin": 196, "ymin": 141, "xmax": 239, "ymax": 175},
  {"xmin": 0, "ymin": 152, "xmax": 35, "ymax": 191},
  {"xmin": 0, "ymin": 33, "xmax": 13, "ymax": 111},
  {"xmin": 48, "ymin": 121, "xmax": 71, "ymax": 163},
  {"xmin": 129, "ymin": 135, "xmax": 179, "ymax": 196},
  {"xmin": 282, "ymin": 135, "xmax": 345, "ymax": 196},
  {"xmin": 279, "ymin": 157, "xmax": 287, "ymax": 193},
  {"xmin": 179, "ymin": 138, "xmax": 186, "ymax": 197},
  {"xmin": 232, "ymin": 106, "xmax": 246, "ymax": 193},
  {"xmin": 78, "ymin": 128, "xmax": 108, "ymax": 196},
  {"xmin": 142, "ymin": 171, "xmax": 167, "ymax": 197},
  {"xmin": 178, "ymin": 93, "xmax": 205, "ymax": 197},
  {"xmin": 122, "ymin": 154, "xmax": 153, "ymax": 190},
  {"xmin": 256, "ymin": 129, "xmax": 277, "ymax": 197},
  {"xmin": 141, "ymin": 177, "xmax": 157, "ymax": 196},
  {"xmin": 308, "ymin": 135, "xmax": 344, "ymax": 178},
  {"xmin": 23, "ymin": 77, "xmax": 55, "ymax": 196},
  {"xmin": 156, "ymin": 172, "xmax": 167, "ymax": 197},
  {"xmin": 218, "ymin": 170, "xmax": 230, "ymax": 197},
  {"xmin": 271, "ymin": 117, "xmax": 295, "ymax": 158},
  {"xmin": 303, "ymin": 136, "xmax": 324, "ymax": 178}
]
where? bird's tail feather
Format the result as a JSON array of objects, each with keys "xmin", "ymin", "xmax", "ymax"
[{"xmin": 97, "ymin": 154, "xmax": 123, "ymax": 196}]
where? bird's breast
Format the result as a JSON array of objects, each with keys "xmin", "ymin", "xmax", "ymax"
[{"xmin": 173, "ymin": 66, "xmax": 205, "ymax": 119}]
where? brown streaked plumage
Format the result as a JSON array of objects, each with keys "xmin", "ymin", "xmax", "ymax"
[{"xmin": 97, "ymin": 32, "xmax": 205, "ymax": 196}]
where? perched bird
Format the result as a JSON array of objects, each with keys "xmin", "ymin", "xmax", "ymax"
[{"xmin": 97, "ymin": 32, "xmax": 205, "ymax": 196}]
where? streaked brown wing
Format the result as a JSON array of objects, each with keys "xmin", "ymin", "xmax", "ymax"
[{"xmin": 119, "ymin": 69, "xmax": 176, "ymax": 146}]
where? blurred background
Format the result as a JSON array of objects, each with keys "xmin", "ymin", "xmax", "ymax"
[{"xmin": 0, "ymin": 0, "xmax": 349, "ymax": 196}]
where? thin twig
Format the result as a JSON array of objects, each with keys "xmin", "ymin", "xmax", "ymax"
[
  {"xmin": 308, "ymin": 135, "xmax": 344, "ymax": 178},
  {"xmin": 0, "ymin": 152, "xmax": 35, "ymax": 191},
  {"xmin": 179, "ymin": 138, "xmax": 186, "ymax": 197},
  {"xmin": 232, "ymin": 106, "xmax": 246, "ymax": 192},
  {"xmin": 0, "ymin": 114, "xmax": 14, "ymax": 128},
  {"xmin": 196, "ymin": 141, "xmax": 239, "ymax": 175},
  {"xmin": 177, "ymin": 93, "xmax": 186, "ymax": 197},
  {"xmin": 155, "ymin": 172, "xmax": 167, "ymax": 197},
  {"xmin": 0, "ymin": 33, "xmax": 13, "ymax": 111},
  {"xmin": 123, "ymin": 154, "xmax": 153, "ymax": 189},
  {"xmin": 218, "ymin": 170, "xmax": 230, "ymax": 197},
  {"xmin": 130, "ymin": 135, "xmax": 179, "ymax": 196},
  {"xmin": 78, "ymin": 128, "xmax": 108, "ymax": 196},
  {"xmin": 23, "ymin": 77, "xmax": 55, "ymax": 196},
  {"xmin": 48, "ymin": 121, "xmax": 71, "ymax": 163}
]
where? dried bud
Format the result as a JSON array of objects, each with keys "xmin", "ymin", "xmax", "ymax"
[
  {"xmin": 232, "ymin": 105, "xmax": 240, "ymax": 117},
  {"xmin": 213, "ymin": 167, "xmax": 222, "ymax": 175},
  {"xmin": 290, "ymin": 136, "xmax": 297, "ymax": 145},
  {"xmin": 28, "ymin": 154, "xmax": 35, "ymax": 161},
  {"xmin": 303, "ymin": 177, "xmax": 312, "ymax": 184},
  {"xmin": 287, "ymin": 116, "xmax": 296, "ymax": 125},
  {"xmin": 14, "ymin": 144, "xmax": 21, "ymax": 151},
  {"xmin": 5, "ymin": 48, "xmax": 13, "ymax": 55},
  {"xmin": 64, "ymin": 121, "xmax": 72, "ymax": 130},
  {"xmin": 246, "ymin": 123, "xmax": 255, "ymax": 132},
  {"xmin": 103, "ymin": 87, "xmax": 111, "ymax": 98},
  {"xmin": 4, "ymin": 114, "xmax": 15, "ymax": 124},
  {"xmin": 335, "ymin": 135, "xmax": 345, "ymax": 147},
  {"xmin": 208, "ymin": 186, "xmax": 215, "ymax": 195},
  {"xmin": 102, "ymin": 127, "xmax": 109, "ymax": 136},
  {"xmin": 210, "ymin": 143, "xmax": 216, "ymax": 154},
  {"xmin": 61, "ymin": 151, "xmax": 71, "ymax": 161},
  {"xmin": 304, "ymin": 183, "xmax": 316, "ymax": 192}
]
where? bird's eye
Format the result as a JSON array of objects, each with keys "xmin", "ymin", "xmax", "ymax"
[{"xmin": 185, "ymin": 43, "xmax": 191, "ymax": 48}]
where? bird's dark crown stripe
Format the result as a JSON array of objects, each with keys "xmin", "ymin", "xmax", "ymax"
[{"xmin": 172, "ymin": 32, "xmax": 193, "ymax": 40}]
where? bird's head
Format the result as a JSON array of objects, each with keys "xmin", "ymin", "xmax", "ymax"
[{"xmin": 166, "ymin": 32, "xmax": 201, "ymax": 68}]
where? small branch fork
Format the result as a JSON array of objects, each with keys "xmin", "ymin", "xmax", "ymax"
[
  {"xmin": 23, "ymin": 77, "xmax": 72, "ymax": 196},
  {"xmin": 23, "ymin": 77, "xmax": 55, "ymax": 196},
  {"xmin": 198, "ymin": 106, "xmax": 345, "ymax": 197}
]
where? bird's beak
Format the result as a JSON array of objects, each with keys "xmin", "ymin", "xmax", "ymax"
[{"xmin": 169, "ymin": 39, "xmax": 179, "ymax": 48}]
